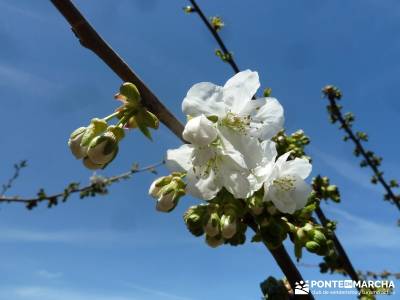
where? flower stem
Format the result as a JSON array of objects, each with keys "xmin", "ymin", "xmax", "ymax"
[{"xmin": 103, "ymin": 111, "xmax": 121, "ymax": 122}]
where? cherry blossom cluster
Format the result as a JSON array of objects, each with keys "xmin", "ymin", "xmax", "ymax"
[
  {"xmin": 152, "ymin": 70, "xmax": 312, "ymax": 212},
  {"xmin": 149, "ymin": 70, "xmax": 317, "ymax": 248}
]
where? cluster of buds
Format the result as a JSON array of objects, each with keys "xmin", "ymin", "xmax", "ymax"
[
  {"xmin": 183, "ymin": 192, "xmax": 248, "ymax": 248},
  {"xmin": 149, "ymin": 173, "xmax": 186, "ymax": 212},
  {"xmin": 272, "ymin": 129, "xmax": 310, "ymax": 160},
  {"xmin": 68, "ymin": 119, "xmax": 124, "ymax": 170},
  {"xmin": 311, "ymin": 175, "xmax": 341, "ymax": 203},
  {"xmin": 68, "ymin": 82, "xmax": 159, "ymax": 170},
  {"xmin": 114, "ymin": 82, "xmax": 159, "ymax": 140},
  {"xmin": 291, "ymin": 222, "xmax": 334, "ymax": 260}
]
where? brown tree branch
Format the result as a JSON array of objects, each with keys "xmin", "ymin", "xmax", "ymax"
[{"xmin": 50, "ymin": 0, "xmax": 184, "ymax": 141}]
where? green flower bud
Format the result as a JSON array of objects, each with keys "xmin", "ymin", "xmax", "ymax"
[
  {"xmin": 82, "ymin": 156, "xmax": 104, "ymax": 170},
  {"xmin": 311, "ymin": 230, "xmax": 327, "ymax": 246},
  {"xmin": 87, "ymin": 131, "xmax": 118, "ymax": 165},
  {"xmin": 117, "ymin": 82, "xmax": 141, "ymax": 105},
  {"xmin": 156, "ymin": 190, "xmax": 177, "ymax": 212},
  {"xmin": 204, "ymin": 212, "xmax": 220, "ymax": 237},
  {"xmin": 149, "ymin": 175, "xmax": 186, "ymax": 213},
  {"xmin": 220, "ymin": 214, "xmax": 237, "ymax": 239},
  {"xmin": 68, "ymin": 127, "xmax": 88, "ymax": 159},
  {"xmin": 305, "ymin": 241, "xmax": 320, "ymax": 253},
  {"xmin": 296, "ymin": 228, "xmax": 308, "ymax": 244},
  {"xmin": 205, "ymin": 234, "xmax": 224, "ymax": 248},
  {"xmin": 81, "ymin": 118, "xmax": 108, "ymax": 147},
  {"xmin": 247, "ymin": 193, "xmax": 264, "ymax": 215},
  {"xmin": 141, "ymin": 109, "xmax": 159, "ymax": 129},
  {"xmin": 126, "ymin": 116, "xmax": 138, "ymax": 129},
  {"xmin": 184, "ymin": 205, "xmax": 207, "ymax": 237}
]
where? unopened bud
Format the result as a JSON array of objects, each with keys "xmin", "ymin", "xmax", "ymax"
[
  {"xmin": 68, "ymin": 127, "xmax": 88, "ymax": 159},
  {"xmin": 205, "ymin": 234, "xmax": 224, "ymax": 248},
  {"xmin": 220, "ymin": 214, "xmax": 237, "ymax": 239},
  {"xmin": 184, "ymin": 205, "xmax": 207, "ymax": 237},
  {"xmin": 156, "ymin": 191, "xmax": 176, "ymax": 212},
  {"xmin": 116, "ymin": 82, "xmax": 141, "ymax": 105},
  {"xmin": 82, "ymin": 156, "xmax": 104, "ymax": 170},
  {"xmin": 87, "ymin": 131, "xmax": 119, "ymax": 165},
  {"xmin": 149, "ymin": 175, "xmax": 186, "ymax": 213},
  {"xmin": 204, "ymin": 212, "xmax": 220, "ymax": 237},
  {"xmin": 296, "ymin": 228, "xmax": 307, "ymax": 244},
  {"xmin": 182, "ymin": 115, "xmax": 217, "ymax": 146},
  {"xmin": 81, "ymin": 118, "xmax": 108, "ymax": 147},
  {"xmin": 305, "ymin": 241, "xmax": 320, "ymax": 253},
  {"xmin": 141, "ymin": 109, "xmax": 159, "ymax": 129},
  {"xmin": 311, "ymin": 230, "xmax": 327, "ymax": 246}
]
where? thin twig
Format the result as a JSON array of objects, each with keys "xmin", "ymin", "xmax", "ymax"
[
  {"xmin": 188, "ymin": 0, "xmax": 240, "ymax": 73},
  {"xmin": 315, "ymin": 207, "xmax": 360, "ymax": 286},
  {"xmin": 1, "ymin": 160, "xmax": 27, "ymax": 196},
  {"xmin": 323, "ymin": 88, "xmax": 400, "ymax": 211},
  {"xmin": 0, "ymin": 161, "xmax": 164, "ymax": 207}
]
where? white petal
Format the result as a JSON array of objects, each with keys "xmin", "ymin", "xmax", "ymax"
[
  {"xmin": 223, "ymin": 70, "xmax": 260, "ymax": 113},
  {"xmin": 192, "ymin": 146, "xmax": 215, "ymax": 167},
  {"xmin": 218, "ymin": 126, "xmax": 263, "ymax": 169},
  {"xmin": 165, "ymin": 144, "xmax": 194, "ymax": 172},
  {"xmin": 292, "ymin": 177, "xmax": 312, "ymax": 210},
  {"xmin": 281, "ymin": 158, "xmax": 312, "ymax": 179},
  {"xmin": 275, "ymin": 152, "xmax": 291, "ymax": 172},
  {"xmin": 182, "ymin": 82, "xmax": 226, "ymax": 117},
  {"xmin": 248, "ymin": 98, "xmax": 284, "ymax": 140},
  {"xmin": 186, "ymin": 169, "xmax": 220, "ymax": 200},
  {"xmin": 218, "ymin": 164, "xmax": 251, "ymax": 199},
  {"xmin": 182, "ymin": 115, "xmax": 217, "ymax": 146},
  {"xmin": 265, "ymin": 184, "xmax": 297, "ymax": 214},
  {"xmin": 260, "ymin": 140, "xmax": 278, "ymax": 163},
  {"xmin": 236, "ymin": 98, "xmax": 266, "ymax": 116}
]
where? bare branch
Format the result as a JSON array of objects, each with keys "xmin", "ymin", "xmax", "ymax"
[
  {"xmin": 0, "ymin": 161, "xmax": 164, "ymax": 209},
  {"xmin": 1, "ymin": 160, "xmax": 27, "ymax": 196}
]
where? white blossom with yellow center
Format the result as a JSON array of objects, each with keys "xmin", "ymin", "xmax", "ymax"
[{"xmin": 181, "ymin": 70, "xmax": 284, "ymax": 140}]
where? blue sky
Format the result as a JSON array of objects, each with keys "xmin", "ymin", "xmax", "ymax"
[{"xmin": 0, "ymin": 0, "xmax": 399, "ymax": 299}]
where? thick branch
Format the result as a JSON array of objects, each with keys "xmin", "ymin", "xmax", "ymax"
[
  {"xmin": 50, "ymin": 0, "xmax": 184, "ymax": 140},
  {"xmin": 246, "ymin": 217, "xmax": 314, "ymax": 300}
]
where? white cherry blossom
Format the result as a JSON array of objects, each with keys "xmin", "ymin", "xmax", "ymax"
[
  {"xmin": 181, "ymin": 70, "xmax": 284, "ymax": 140},
  {"xmin": 182, "ymin": 115, "xmax": 218, "ymax": 146},
  {"xmin": 165, "ymin": 130, "xmax": 274, "ymax": 200},
  {"xmin": 262, "ymin": 152, "xmax": 312, "ymax": 214}
]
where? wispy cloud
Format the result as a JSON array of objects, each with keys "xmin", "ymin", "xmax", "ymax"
[
  {"xmin": 310, "ymin": 147, "xmax": 381, "ymax": 193},
  {"xmin": 0, "ymin": 284, "xmax": 194, "ymax": 300},
  {"xmin": 0, "ymin": 226, "xmax": 194, "ymax": 247},
  {"xmin": 325, "ymin": 206, "xmax": 400, "ymax": 249},
  {"xmin": 0, "ymin": 1, "xmax": 45, "ymax": 22},
  {"xmin": 122, "ymin": 282, "xmax": 194, "ymax": 300},
  {"xmin": 36, "ymin": 269, "xmax": 63, "ymax": 280},
  {"xmin": 0, "ymin": 286, "xmax": 137, "ymax": 300},
  {"xmin": 0, "ymin": 64, "xmax": 54, "ymax": 94}
]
